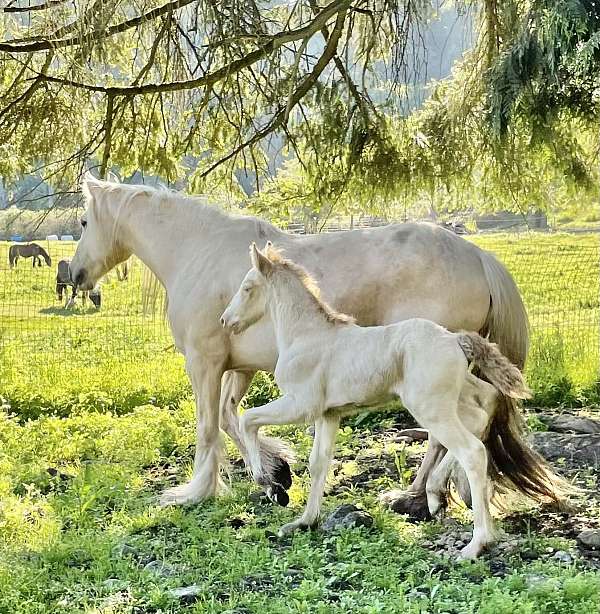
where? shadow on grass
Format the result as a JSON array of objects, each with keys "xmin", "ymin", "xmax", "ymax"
[{"xmin": 39, "ymin": 306, "xmax": 99, "ymax": 316}]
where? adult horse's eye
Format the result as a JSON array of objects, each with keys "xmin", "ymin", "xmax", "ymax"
[
  {"xmin": 244, "ymin": 287, "xmax": 252, "ymax": 293},
  {"xmin": 81, "ymin": 219, "xmax": 87, "ymax": 229}
]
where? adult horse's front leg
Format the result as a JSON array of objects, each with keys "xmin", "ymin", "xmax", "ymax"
[
  {"xmin": 220, "ymin": 370, "xmax": 294, "ymax": 492},
  {"xmin": 160, "ymin": 352, "xmax": 226, "ymax": 506}
]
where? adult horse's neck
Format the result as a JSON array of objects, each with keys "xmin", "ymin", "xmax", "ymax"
[{"xmin": 112, "ymin": 188, "xmax": 232, "ymax": 293}]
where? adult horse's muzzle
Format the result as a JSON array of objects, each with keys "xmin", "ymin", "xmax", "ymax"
[{"xmin": 69, "ymin": 264, "xmax": 93, "ymax": 291}]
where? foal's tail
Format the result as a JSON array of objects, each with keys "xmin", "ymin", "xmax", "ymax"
[
  {"xmin": 456, "ymin": 332, "xmax": 530, "ymax": 400},
  {"xmin": 8, "ymin": 245, "xmax": 16, "ymax": 268},
  {"xmin": 457, "ymin": 331, "xmax": 575, "ymax": 507}
]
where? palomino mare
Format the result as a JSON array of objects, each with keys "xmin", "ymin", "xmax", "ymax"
[
  {"xmin": 69, "ymin": 178, "xmax": 529, "ymax": 512},
  {"xmin": 220, "ymin": 244, "xmax": 545, "ymax": 558},
  {"xmin": 9, "ymin": 243, "xmax": 51, "ymax": 268}
]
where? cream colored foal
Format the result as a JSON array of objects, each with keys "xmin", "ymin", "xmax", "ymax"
[{"xmin": 221, "ymin": 243, "xmax": 530, "ymax": 559}]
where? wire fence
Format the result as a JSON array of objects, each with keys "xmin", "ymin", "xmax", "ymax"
[{"xmin": 0, "ymin": 231, "xmax": 598, "ymax": 407}]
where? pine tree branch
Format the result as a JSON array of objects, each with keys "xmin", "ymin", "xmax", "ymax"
[
  {"xmin": 0, "ymin": 0, "xmax": 196, "ymax": 52},
  {"xmin": 27, "ymin": 0, "xmax": 351, "ymax": 96}
]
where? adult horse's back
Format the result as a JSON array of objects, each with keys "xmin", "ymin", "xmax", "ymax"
[{"xmin": 69, "ymin": 178, "xmax": 529, "ymax": 512}]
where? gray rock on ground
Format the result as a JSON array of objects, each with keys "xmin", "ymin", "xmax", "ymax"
[
  {"xmin": 578, "ymin": 529, "xmax": 600, "ymax": 549},
  {"xmin": 538, "ymin": 414, "xmax": 600, "ymax": 435},
  {"xmin": 322, "ymin": 504, "xmax": 374, "ymax": 532},
  {"xmin": 529, "ymin": 432, "xmax": 600, "ymax": 465},
  {"xmin": 143, "ymin": 560, "xmax": 177, "ymax": 577},
  {"xmin": 168, "ymin": 585, "xmax": 203, "ymax": 604}
]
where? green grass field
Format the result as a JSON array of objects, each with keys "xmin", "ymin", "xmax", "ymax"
[
  {"xmin": 1, "ymin": 233, "xmax": 599, "ymax": 613},
  {"xmin": 1, "ymin": 233, "xmax": 598, "ymax": 415}
]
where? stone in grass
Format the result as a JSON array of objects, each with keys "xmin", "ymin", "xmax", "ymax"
[
  {"xmin": 168, "ymin": 585, "xmax": 203, "ymax": 604},
  {"xmin": 529, "ymin": 432, "xmax": 600, "ymax": 465},
  {"xmin": 552, "ymin": 550, "xmax": 573, "ymax": 564},
  {"xmin": 539, "ymin": 414, "xmax": 600, "ymax": 435},
  {"xmin": 577, "ymin": 529, "xmax": 600, "ymax": 549},
  {"xmin": 143, "ymin": 560, "xmax": 177, "ymax": 577},
  {"xmin": 102, "ymin": 578, "xmax": 127, "ymax": 591},
  {"xmin": 322, "ymin": 504, "xmax": 374, "ymax": 532}
]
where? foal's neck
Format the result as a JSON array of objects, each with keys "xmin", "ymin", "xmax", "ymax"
[{"xmin": 267, "ymin": 277, "xmax": 333, "ymax": 350}]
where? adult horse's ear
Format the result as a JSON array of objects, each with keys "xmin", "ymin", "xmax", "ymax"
[
  {"xmin": 82, "ymin": 173, "xmax": 103, "ymax": 202},
  {"xmin": 250, "ymin": 242, "xmax": 272, "ymax": 276}
]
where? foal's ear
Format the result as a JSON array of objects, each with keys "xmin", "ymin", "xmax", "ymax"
[{"xmin": 250, "ymin": 242, "xmax": 272, "ymax": 276}]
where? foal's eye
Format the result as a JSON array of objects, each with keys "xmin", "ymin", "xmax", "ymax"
[
  {"xmin": 81, "ymin": 219, "xmax": 87, "ymax": 229},
  {"xmin": 244, "ymin": 286, "xmax": 252, "ymax": 293}
]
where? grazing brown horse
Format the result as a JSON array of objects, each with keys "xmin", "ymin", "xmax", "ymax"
[{"xmin": 9, "ymin": 243, "xmax": 51, "ymax": 268}]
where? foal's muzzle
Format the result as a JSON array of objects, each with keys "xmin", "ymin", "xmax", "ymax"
[{"xmin": 220, "ymin": 310, "xmax": 244, "ymax": 334}]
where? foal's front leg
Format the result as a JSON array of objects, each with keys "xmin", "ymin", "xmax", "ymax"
[
  {"xmin": 240, "ymin": 394, "xmax": 309, "ymax": 506},
  {"xmin": 279, "ymin": 415, "xmax": 339, "ymax": 536}
]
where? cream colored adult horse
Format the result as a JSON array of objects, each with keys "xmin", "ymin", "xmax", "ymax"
[{"xmin": 69, "ymin": 177, "xmax": 529, "ymax": 510}]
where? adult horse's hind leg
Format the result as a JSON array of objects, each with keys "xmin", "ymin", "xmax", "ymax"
[
  {"xmin": 220, "ymin": 370, "xmax": 294, "ymax": 491},
  {"xmin": 160, "ymin": 351, "xmax": 226, "ymax": 506},
  {"xmin": 380, "ymin": 439, "xmax": 446, "ymax": 521}
]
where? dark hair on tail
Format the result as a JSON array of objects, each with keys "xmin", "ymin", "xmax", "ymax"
[{"xmin": 458, "ymin": 331, "xmax": 575, "ymax": 507}]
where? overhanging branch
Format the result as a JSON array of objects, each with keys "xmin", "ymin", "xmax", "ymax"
[
  {"xmin": 0, "ymin": 0, "xmax": 196, "ymax": 52},
  {"xmin": 29, "ymin": 0, "xmax": 351, "ymax": 96}
]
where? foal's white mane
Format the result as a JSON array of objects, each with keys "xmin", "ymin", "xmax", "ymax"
[{"xmin": 263, "ymin": 245, "xmax": 356, "ymax": 326}]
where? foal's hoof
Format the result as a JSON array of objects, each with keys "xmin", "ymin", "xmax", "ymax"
[
  {"xmin": 380, "ymin": 489, "xmax": 431, "ymax": 522},
  {"xmin": 271, "ymin": 457, "xmax": 293, "ymax": 491},
  {"xmin": 266, "ymin": 484, "xmax": 289, "ymax": 507}
]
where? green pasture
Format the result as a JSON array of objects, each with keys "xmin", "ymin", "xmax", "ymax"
[
  {"xmin": 0, "ymin": 241, "xmax": 188, "ymax": 418},
  {"xmin": 1, "ymin": 233, "xmax": 599, "ymax": 416},
  {"xmin": 0, "ymin": 233, "xmax": 599, "ymax": 613}
]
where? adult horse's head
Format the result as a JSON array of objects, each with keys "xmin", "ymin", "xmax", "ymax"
[{"xmin": 70, "ymin": 175, "xmax": 132, "ymax": 290}]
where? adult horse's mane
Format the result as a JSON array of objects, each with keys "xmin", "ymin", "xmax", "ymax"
[
  {"xmin": 83, "ymin": 177, "xmax": 279, "ymax": 237},
  {"xmin": 263, "ymin": 244, "xmax": 355, "ymax": 326}
]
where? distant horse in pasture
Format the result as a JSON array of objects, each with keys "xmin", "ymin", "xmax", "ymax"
[
  {"xmin": 9, "ymin": 243, "xmax": 52, "ymax": 268},
  {"xmin": 56, "ymin": 259, "xmax": 101, "ymax": 309}
]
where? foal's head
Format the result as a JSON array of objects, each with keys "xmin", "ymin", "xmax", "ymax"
[
  {"xmin": 70, "ymin": 175, "xmax": 132, "ymax": 290},
  {"xmin": 220, "ymin": 243, "xmax": 272, "ymax": 334}
]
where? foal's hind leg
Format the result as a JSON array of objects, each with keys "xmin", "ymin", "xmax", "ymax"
[
  {"xmin": 427, "ymin": 376, "xmax": 499, "ymax": 511},
  {"xmin": 411, "ymin": 399, "xmax": 495, "ymax": 559}
]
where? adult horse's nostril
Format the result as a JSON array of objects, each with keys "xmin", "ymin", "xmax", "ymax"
[{"xmin": 220, "ymin": 317, "xmax": 226, "ymax": 327}]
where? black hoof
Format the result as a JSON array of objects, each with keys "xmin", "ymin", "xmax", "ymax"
[
  {"xmin": 271, "ymin": 457, "xmax": 293, "ymax": 491},
  {"xmin": 267, "ymin": 484, "xmax": 289, "ymax": 507},
  {"xmin": 389, "ymin": 491, "xmax": 431, "ymax": 522}
]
